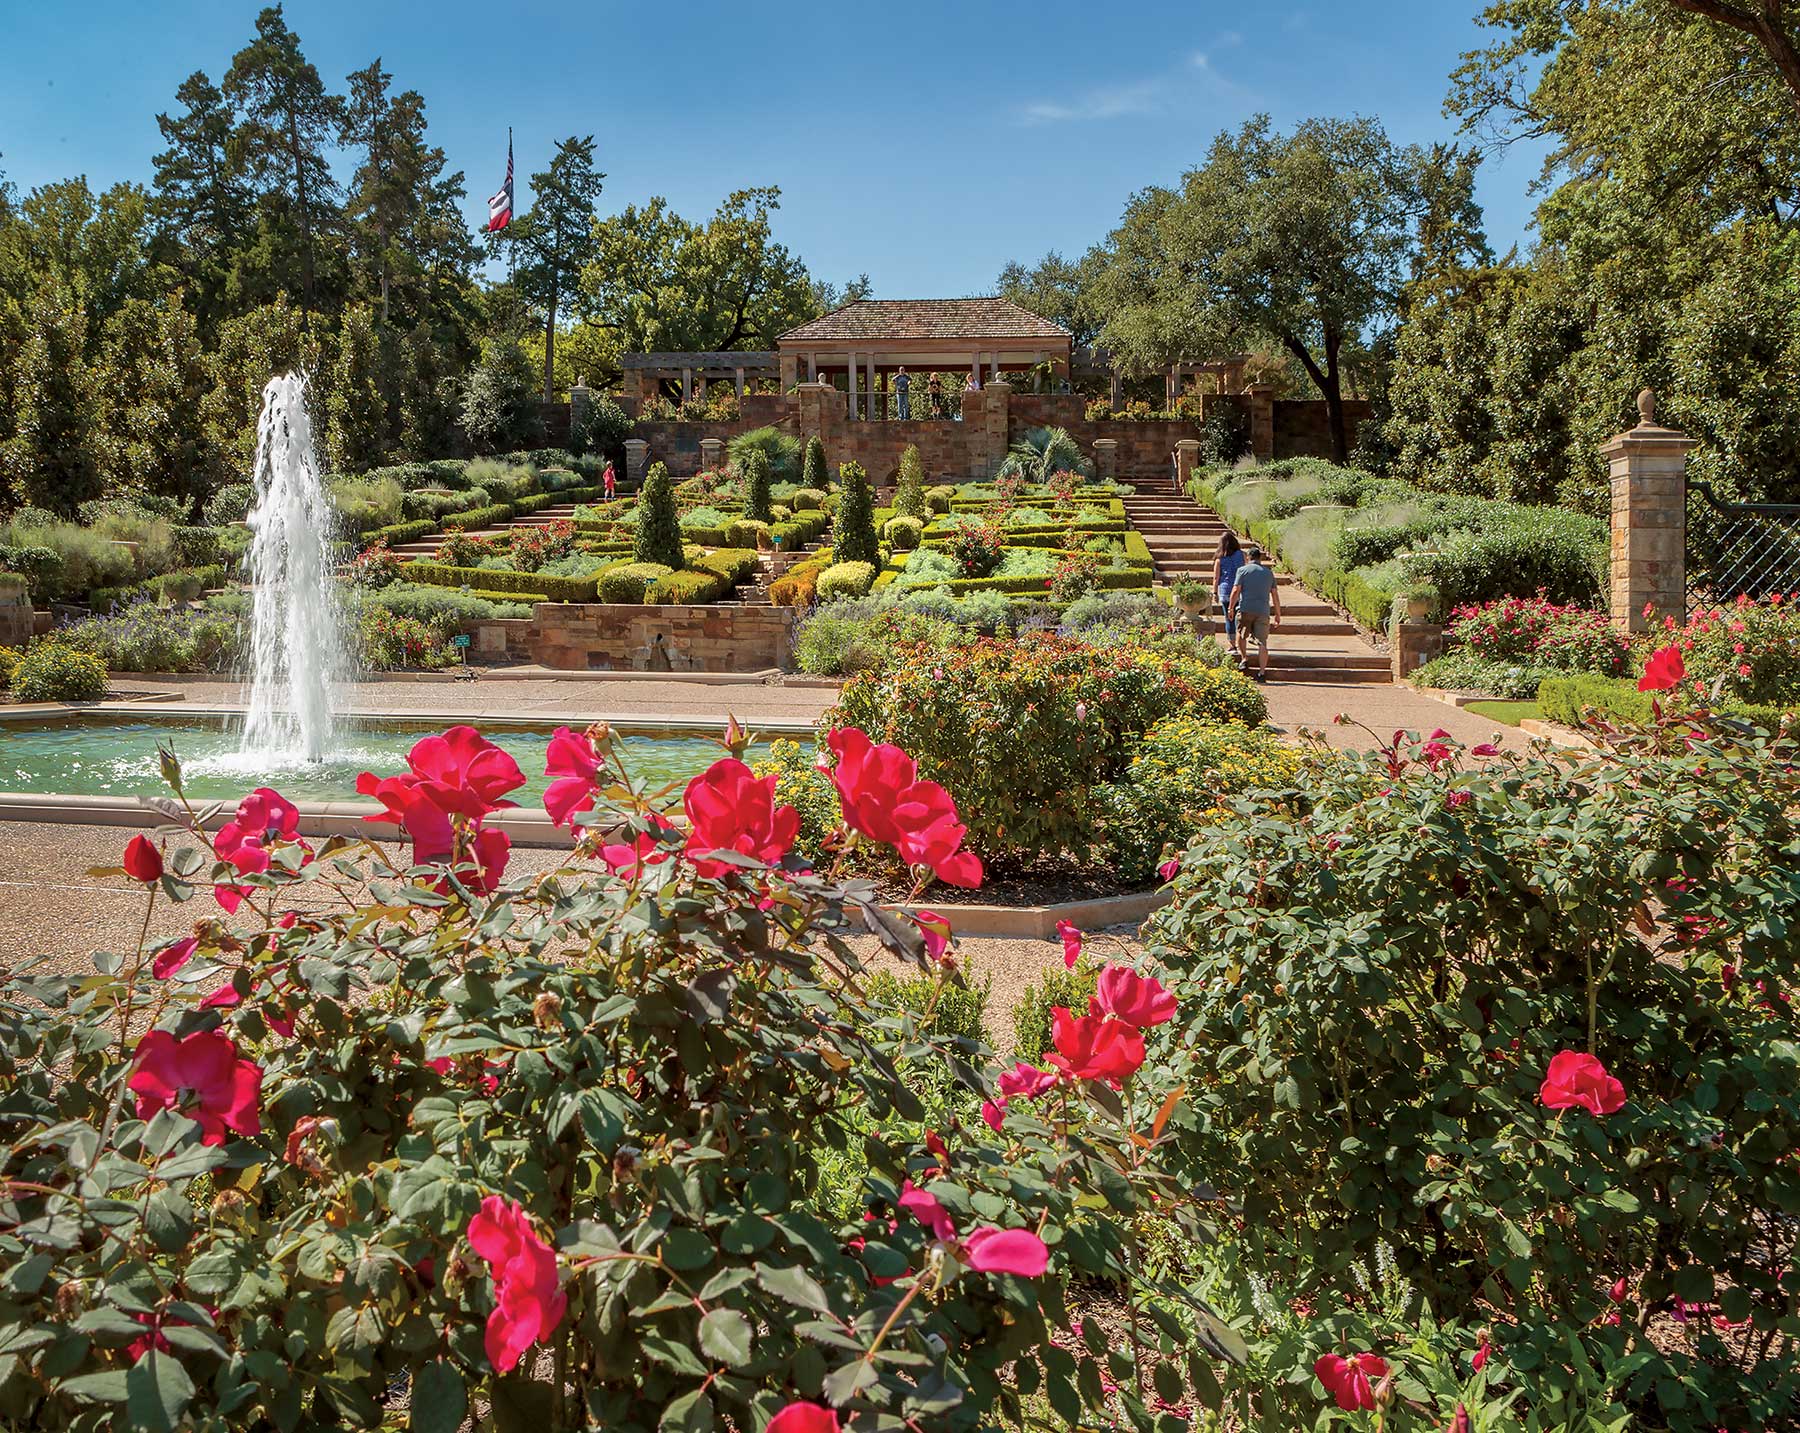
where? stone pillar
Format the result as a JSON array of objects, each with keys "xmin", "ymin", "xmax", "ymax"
[
  {"xmin": 866, "ymin": 355, "xmax": 877, "ymax": 421},
  {"xmin": 0, "ymin": 574, "xmax": 32, "ymax": 649},
  {"xmin": 1109, "ymin": 371, "xmax": 1123, "ymax": 410},
  {"xmin": 623, "ymin": 438, "xmax": 649, "ymax": 487},
  {"xmin": 1392, "ymin": 621, "xmax": 1448, "ymax": 682},
  {"xmin": 1175, "ymin": 438, "xmax": 1201, "ymax": 488},
  {"xmin": 797, "ymin": 380, "xmax": 843, "ymax": 442},
  {"xmin": 1246, "ymin": 386, "xmax": 1277, "ymax": 463},
  {"xmin": 681, "ymin": 368, "xmax": 693, "ymax": 404},
  {"xmin": 1092, "ymin": 438, "xmax": 1118, "ymax": 482},
  {"xmin": 699, "ymin": 437, "xmax": 725, "ymax": 472},
  {"xmin": 569, "ymin": 380, "xmax": 592, "ymax": 445},
  {"xmin": 780, "ymin": 354, "xmax": 798, "ymax": 389},
  {"xmin": 806, "ymin": 353, "xmax": 818, "ymax": 381},
  {"xmin": 1600, "ymin": 389, "xmax": 1694, "ymax": 633},
  {"xmin": 847, "ymin": 354, "xmax": 859, "ymax": 422},
  {"xmin": 969, "ymin": 381, "xmax": 1011, "ymax": 478},
  {"xmin": 733, "ymin": 367, "xmax": 746, "ymax": 398}
]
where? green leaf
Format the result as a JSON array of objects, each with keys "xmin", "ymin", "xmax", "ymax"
[
  {"xmin": 659, "ymin": 1387, "xmax": 714, "ymax": 1433},
  {"xmin": 698, "ymin": 1308, "xmax": 753, "ymax": 1366},
  {"xmin": 822, "ymin": 1357, "xmax": 878, "ymax": 1405},
  {"xmin": 755, "ymin": 1261, "xmax": 831, "ymax": 1314},
  {"xmin": 60, "ymin": 1370, "xmax": 130, "ymax": 1403},
  {"xmin": 125, "ymin": 1347, "xmax": 195, "ymax": 1432},
  {"xmin": 143, "ymin": 1187, "xmax": 195, "ymax": 1253},
  {"xmin": 410, "ymin": 1360, "xmax": 467, "ymax": 1433},
  {"xmin": 661, "ymin": 1228, "xmax": 715, "ymax": 1271}
]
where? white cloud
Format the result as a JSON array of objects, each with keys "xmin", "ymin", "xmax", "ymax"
[{"xmin": 1019, "ymin": 78, "xmax": 1166, "ymax": 125}]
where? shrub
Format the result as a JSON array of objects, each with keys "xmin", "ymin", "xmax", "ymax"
[
  {"xmin": 441, "ymin": 502, "xmax": 516, "ymax": 532},
  {"xmin": 1410, "ymin": 651, "xmax": 1558, "ymax": 699},
  {"xmin": 54, "ymin": 604, "xmax": 241, "ymax": 673},
  {"xmin": 203, "ymin": 481, "xmax": 255, "ymax": 526},
  {"xmin": 401, "ymin": 562, "xmax": 599, "ymax": 603},
  {"xmin": 815, "ymin": 560, "xmax": 876, "ymax": 603},
  {"xmin": 801, "ymin": 432, "xmax": 827, "ymax": 491},
  {"xmin": 169, "ymin": 524, "xmax": 223, "ymax": 568},
  {"xmin": 1144, "ymin": 717, "xmax": 1800, "ymax": 1428},
  {"xmin": 883, "ymin": 515, "xmax": 923, "ymax": 551},
  {"xmin": 832, "ymin": 460, "xmax": 879, "ymax": 567},
  {"xmin": 11, "ymin": 643, "xmax": 108, "ymax": 700},
  {"xmin": 328, "ymin": 474, "xmax": 404, "ymax": 534},
  {"xmin": 0, "ymin": 543, "xmax": 61, "ymax": 595},
  {"xmin": 739, "ymin": 447, "xmax": 773, "ymax": 523},
  {"xmin": 830, "ymin": 631, "xmax": 1258, "ymax": 863},
  {"xmin": 0, "ymin": 731, "xmax": 1243, "ymax": 1432},
  {"xmin": 0, "ymin": 645, "xmax": 21, "ymax": 689},
  {"xmin": 596, "ymin": 561, "xmax": 674, "ymax": 603},
  {"xmin": 893, "ymin": 445, "xmax": 929, "ymax": 521},
  {"xmin": 751, "ymin": 737, "xmax": 844, "ymax": 859},
  {"xmin": 925, "ymin": 484, "xmax": 955, "ymax": 515},
  {"xmin": 356, "ymin": 606, "xmax": 455, "ymax": 669},
  {"xmin": 941, "ymin": 520, "xmax": 1007, "ymax": 579},
  {"xmin": 633, "ymin": 462, "xmax": 684, "ymax": 570},
  {"xmin": 0, "ymin": 520, "xmax": 136, "ymax": 601},
  {"xmin": 1095, "ymin": 716, "xmax": 1300, "ymax": 882},
  {"xmin": 789, "ymin": 487, "xmax": 826, "ymax": 512},
  {"xmin": 1658, "ymin": 593, "xmax": 1800, "ymax": 706},
  {"xmin": 646, "ymin": 569, "xmax": 729, "ymax": 604},
  {"xmin": 1447, "ymin": 594, "xmax": 1627, "ymax": 675},
  {"xmin": 365, "ymin": 583, "xmax": 533, "ymax": 631},
  {"xmin": 729, "ymin": 425, "xmax": 801, "ymax": 485},
  {"xmin": 1013, "ymin": 962, "xmax": 1099, "ymax": 1065},
  {"xmin": 768, "ymin": 556, "xmax": 831, "ymax": 607}
]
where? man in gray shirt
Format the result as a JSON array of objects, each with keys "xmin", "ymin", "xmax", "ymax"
[{"xmin": 1227, "ymin": 545, "xmax": 1282, "ymax": 681}]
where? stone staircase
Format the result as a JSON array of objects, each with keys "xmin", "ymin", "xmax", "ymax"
[
  {"xmin": 1119, "ymin": 476, "xmax": 1391, "ymax": 686},
  {"xmin": 387, "ymin": 503, "xmax": 584, "ymax": 560}
]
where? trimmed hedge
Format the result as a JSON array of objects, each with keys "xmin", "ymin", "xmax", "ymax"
[
  {"xmin": 597, "ymin": 562, "xmax": 674, "ymax": 603},
  {"xmin": 691, "ymin": 548, "xmax": 760, "ymax": 584},
  {"xmin": 816, "ymin": 561, "xmax": 877, "ymax": 602},
  {"xmin": 770, "ymin": 556, "xmax": 833, "ymax": 607},
  {"xmin": 1537, "ymin": 673, "xmax": 1796, "ymax": 732},
  {"xmin": 399, "ymin": 561, "xmax": 599, "ymax": 603},
  {"xmin": 441, "ymin": 503, "xmax": 515, "ymax": 532},
  {"xmin": 872, "ymin": 565, "xmax": 1151, "ymax": 597},
  {"xmin": 648, "ymin": 569, "xmax": 732, "ymax": 604},
  {"xmin": 365, "ymin": 519, "xmax": 437, "ymax": 548}
]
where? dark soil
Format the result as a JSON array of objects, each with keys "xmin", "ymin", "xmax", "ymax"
[{"xmin": 874, "ymin": 858, "xmax": 1145, "ymax": 908}]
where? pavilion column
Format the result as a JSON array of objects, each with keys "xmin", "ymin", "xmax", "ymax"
[
  {"xmin": 733, "ymin": 367, "xmax": 745, "ymax": 397},
  {"xmin": 681, "ymin": 368, "xmax": 693, "ymax": 404},
  {"xmin": 1034, "ymin": 353, "xmax": 1045, "ymax": 393},
  {"xmin": 847, "ymin": 353, "xmax": 859, "ymax": 422},
  {"xmin": 866, "ymin": 355, "xmax": 877, "ymax": 421},
  {"xmin": 780, "ymin": 354, "xmax": 797, "ymax": 389},
  {"xmin": 807, "ymin": 353, "xmax": 818, "ymax": 382},
  {"xmin": 1110, "ymin": 371, "xmax": 1122, "ymax": 410}
]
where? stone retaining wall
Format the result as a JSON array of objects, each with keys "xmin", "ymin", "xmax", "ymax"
[{"xmin": 467, "ymin": 604, "xmax": 795, "ymax": 672}]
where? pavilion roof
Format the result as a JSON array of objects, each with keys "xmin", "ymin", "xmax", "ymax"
[
  {"xmin": 778, "ymin": 298, "xmax": 1071, "ymax": 346},
  {"xmin": 619, "ymin": 351, "xmax": 777, "ymax": 368}
]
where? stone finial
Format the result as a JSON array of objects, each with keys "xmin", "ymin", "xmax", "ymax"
[{"xmin": 1637, "ymin": 388, "xmax": 1656, "ymax": 427}]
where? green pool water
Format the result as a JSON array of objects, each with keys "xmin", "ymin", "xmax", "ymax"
[{"xmin": 0, "ymin": 715, "xmax": 766, "ymax": 805}]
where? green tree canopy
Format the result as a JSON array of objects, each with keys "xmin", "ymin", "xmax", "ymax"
[
  {"xmin": 501, "ymin": 135, "xmax": 605, "ymax": 403},
  {"xmin": 580, "ymin": 186, "xmax": 819, "ymax": 383}
]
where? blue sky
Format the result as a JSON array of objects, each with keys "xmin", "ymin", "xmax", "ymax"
[{"xmin": 0, "ymin": 1, "xmax": 1550, "ymax": 297}]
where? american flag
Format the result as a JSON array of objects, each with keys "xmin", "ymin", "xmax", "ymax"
[{"xmin": 486, "ymin": 132, "xmax": 513, "ymax": 232}]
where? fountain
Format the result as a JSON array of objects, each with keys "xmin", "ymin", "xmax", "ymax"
[{"xmin": 238, "ymin": 373, "xmax": 344, "ymax": 763}]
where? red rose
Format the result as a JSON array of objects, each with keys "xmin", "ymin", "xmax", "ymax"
[
  {"xmin": 467, "ymin": 1195, "xmax": 566, "ymax": 1374},
  {"xmin": 1539, "ymin": 1049, "xmax": 1626, "ymax": 1116},
  {"xmin": 683, "ymin": 757, "xmax": 800, "ymax": 877},
  {"xmin": 128, "ymin": 1029, "xmax": 262, "ymax": 1145},
  {"xmin": 1046, "ymin": 1005, "xmax": 1145, "ymax": 1085},
  {"xmin": 122, "ymin": 834, "xmax": 163, "ymax": 883},
  {"xmin": 1638, "ymin": 644, "xmax": 1686, "ymax": 692},
  {"xmin": 1313, "ymin": 1351, "xmax": 1387, "ymax": 1411}
]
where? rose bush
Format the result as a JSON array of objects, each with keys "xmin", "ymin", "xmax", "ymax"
[
  {"xmin": 829, "ymin": 631, "xmax": 1266, "ymax": 865},
  {"xmin": 0, "ymin": 722, "xmax": 1241, "ymax": 1431},
  {"xmin": 1644, "ymin": 592, "xmax": 1800, "ymax": 707},
  {"xmin": 1142, "ymin": 700, "xmax": 1800, "ymax": 1429}
]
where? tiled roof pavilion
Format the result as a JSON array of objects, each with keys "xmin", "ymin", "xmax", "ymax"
[{"xmin": 775, "ymin": 299, "xmax": 1073, "ymax": 413}]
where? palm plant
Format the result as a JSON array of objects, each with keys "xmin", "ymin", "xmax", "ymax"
[{"xmin": 996, "ymin": 425, "xmax": 1092, "ymax": 484}]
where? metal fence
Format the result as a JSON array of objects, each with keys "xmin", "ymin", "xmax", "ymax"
[{"xmin": 1685, "ymin": 481, "xmax": 1800, "ymax": 614}]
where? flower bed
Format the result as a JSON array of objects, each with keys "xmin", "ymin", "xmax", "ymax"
[{"xmin": 1410, "ymin": 594, "xmax": 1630, "ymax": 698}]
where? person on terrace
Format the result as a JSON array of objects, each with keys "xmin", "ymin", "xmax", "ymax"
[
  {"xmin": 1211, "ymin": 531, "xmax": 1245, "ymax": 645},
  {"xmin": 1228, "ymin": 544, "xmax": 1281, "ymax": 681},
  {"xmin": 895, "ymin": 366, "xmax": 911, "ymax": 420}
]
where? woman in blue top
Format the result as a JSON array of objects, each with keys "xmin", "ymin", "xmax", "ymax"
[{"xmin": 1211, "ymin": 531, "xmax": 1245, "ymax": 643}]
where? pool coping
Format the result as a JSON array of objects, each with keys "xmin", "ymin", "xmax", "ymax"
[{"xmin": 897, "ymin": 889, "xmax": 1170, "ymax": 940}]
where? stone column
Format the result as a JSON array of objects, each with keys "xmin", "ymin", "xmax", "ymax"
[
  {"xmin": 780, "ymin": 354, "xmax": 798, "ymax": 389},
  {"xmin": 866, "ymin": 355, "xmax": 877, "ymax": 421},
  {"xmin": 699, "ymin": 437, "xmax": 725, "ymax": 472},
  {"xmin": 1246, "ymin": 386, "xmax": 1277, "ymax": 463},
  {"xmin": 623, "ymin": 438, "xmax": 649, "ymax": 487},
  {"xmin": 806, "ymin": 353, "xmax": 818, "ymax": 381},
  {"xmin": 569, "ymin": 380, "xmax": 592, "ymax": 445},
  {"xmin": 733, "ymin": 367, "xmax": 746, "ymax": 398},
  {"xmin": 1175, "ymin": 438, "xmax": 1202, "ymax": 488},
  {"xmin": 681, "ymin": 368, "xmax": 693, "ymax": 404},
  {"xmin": 1109, "ymin": 371, "xmax": 1123, "ymax": 410},
  {"xmin": 1600, "ymin": 389, "xmax": 1694, "ymax": 633},
  {"xmin": 1092, "ymin": 438, "xmax": 1118, "ymax": 482},
  {"xmin": 971, "ymin": 381, "xmax": 1011, "ymax": 478},
  {"xmin": 847, "ymin": 354, "xmax": 859, "ymax": 422}
]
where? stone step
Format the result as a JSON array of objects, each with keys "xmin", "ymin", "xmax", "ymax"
[{"xmin": 1254, "ymin": 666, "xmax": 1392, "ymax": 686}]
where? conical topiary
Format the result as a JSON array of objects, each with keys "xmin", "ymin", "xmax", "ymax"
[
  {"xmin": 893, "ymin": 444, "xmax": 928, "ymax": 521},
  {"xmin": 634, "ymin": 461, "xmax": 685, "ymax": 570},
  {"xmin": 801, "ymin": 435, "xmax": 827, "ymax": 493},
  {"xmin": 741, "ymin": 447, "xmax": 773, "ymax": 523},
  {"xmin": 833, "ymin": 460, "xmax": 879, "ymax": 567}
]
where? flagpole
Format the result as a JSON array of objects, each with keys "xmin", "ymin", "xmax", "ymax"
[{"xmin": 505, "ymin": 128, "xmax": 515, "ymax": 301}]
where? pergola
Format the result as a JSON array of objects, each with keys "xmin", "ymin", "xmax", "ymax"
[
  {"xmin": 619, "ymin": 351, "xmax": 780, "ymax": 408},
  {"xmin": 777, "ymin": 298, "xmax": 1073, "ymax": 420}
]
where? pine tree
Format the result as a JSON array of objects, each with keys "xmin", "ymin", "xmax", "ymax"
[
  {"xmin": 740, "ymin": 447, "xmax": 772, "ymax": 522},
  {"xmin": 801, "ymin": 434, "xmax": 826, "ymax": 492},
  {"xmin": 3, "ymin": 289, "xmax": 105, "ymax": 514},
  {"xmin": 327, "ymin": 304, "xmax": 388, "ymax": 471},
  {"xmin": 504, "ymin": 135, "xmax": 605, "ymax": 401},
  {"xmin": 893, "ymin": 443, "xmax": 928, "ymax": 520},
  {"xmin": 223, "ymin": 6, "xmax": 342, "ymax": 315},
  {"xmin": 150, "ymin": 71, "xmax": 250, "ymax": 330},
  {"xmin": 634, "ymin": 462, "xmax": 684, "ymax": 570},
  {"xmin": 833, "ymin": 460, "xmax": 878, "ymax": 566}
]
